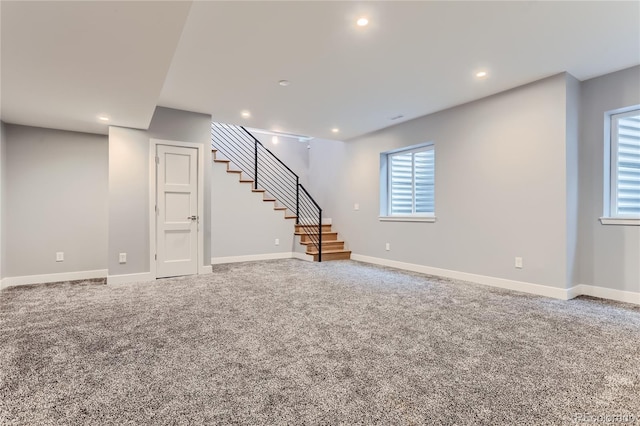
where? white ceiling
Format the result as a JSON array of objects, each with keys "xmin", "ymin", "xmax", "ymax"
[
  {"xmin": 2, "ymin": 1, "xmax": 639, "ymax": 140},
  {"xmin": 0, "ymin": 1, "xmax": 192, "ymax": 134}
]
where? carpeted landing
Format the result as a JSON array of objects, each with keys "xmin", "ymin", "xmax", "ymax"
[{"xmin": 1, "ymin": 259, "xmax": 639, "ymax": 425}]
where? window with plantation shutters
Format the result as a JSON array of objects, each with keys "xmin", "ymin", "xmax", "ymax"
[
  {"xmin": 387, "ymin": 145, "xmax": 435, "ymax": 216},
  {"xmin": 607, "ymin": 108, "xmax": 640, "ymax": 222}
]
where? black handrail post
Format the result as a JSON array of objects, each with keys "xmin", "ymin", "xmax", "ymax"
[
  {"xmin": 254, "ymin": 139, "xmax": 258, "ymax": 190},
  {"xmin": 296, "ymin": 179, "xmax": 300, "ymax": 225},
  {"xmin": 318, "ymin": 209, "xmax": 322, "ymax": 262}
]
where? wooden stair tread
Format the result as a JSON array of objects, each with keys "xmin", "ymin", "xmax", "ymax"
[
  {"xmin": 227, "ymin": 170, "xmax": 242, "ymax": 174},
  {"xmin": 285, "ymin": 215, "xmax": 297, "ymax": 219},
  {"xmin": 214, "ymin": 159, "xmax": 230, "ymax": 163},
  {"xmin": 274, "ymin": 206, "xmax": 287, "ymax": 211},
  {"xmin": 300, "ymin": 240, "xmax": 344, "ymax": 245},
  {"xmin": 295, "ymin": 231, "xmax": 337, "ymax": 236},
  {"xmin": 310, "ymin": 251, "xmax": 351, "ymax": 261},
  {"xmin": 263, "ymin": 198, "xmax": 276, "ymax": 202},
  {"xmin": 239, "ymin": 179, "xmax": 253, "ymax": 183},
  {"xmin": 252, "ymin": 189, "xmax": 266, "ymax": 193},
  {"xmin": 306, "ymin": 249, "xmax": 352, "ymax": 255}
]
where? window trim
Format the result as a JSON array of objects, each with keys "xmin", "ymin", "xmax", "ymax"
[
  {"xmin": 599, "ymin": 217, "xmax": 639, "ymax": 226},
  {"xmin": 379, "ymin": 142, "xmax": 436, "ymax": 222},
  {"xmin": 602, "ymin": 106, "xmax": 640, "ymax": 226},
  {"xmin": 379, "ymin": 215, "xmax": 436, "ymax": 223}
]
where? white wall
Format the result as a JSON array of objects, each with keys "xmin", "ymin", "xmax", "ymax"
[
  {"xmin": 308, "ymin": 137, "xmax": 347, "ymax": 219},
  {"xmin": 108, "ymin": 107, "xmax": 212, "ymax": 277},
  {"xmin": 309, "ymin": 74, "xmax": 571, "ymax": 288},
  {"xmin": 4, "ymin": 125, "xmax": 108, "ymax": 277},
  {"xmin": 211, "ymin": 160, "xmax": 296, "ymax": 260},
  {"xmin": 577, "ymin": 66, "xmax": 640, "ymax": 292},
  {"xmin": 565, "ymin": 74, "xmax": 581, "ymax": 286},
  {"xmin": 108, "ymin": 127, "xmax": 150, "ymax": 275},
  {"xmin": 0, "ymin": 121, "xmax": 6, "ymax": 280},
  {"xmin": 253, "ymin": 133, "xmax": 310, "ymax": 187}
]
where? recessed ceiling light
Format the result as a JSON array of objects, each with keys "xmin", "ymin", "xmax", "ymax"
[
  {"xmin": 331, "ymin": 128, "xmax": 340, "ymax": 133},
  {"xmin": 278, "ymin": 80, "xmax": 290, "ymax": 87},
  {"xmin": 272, "ymin": 136, "xmax": 279, "ymax": 144},
  {"xmin": 356, "ymin": 17, "xmax": 369, "ymax": 27},
  {"xmin": 241, "ymin": 110, "xmax": 251, "ymax": 118},
  {"xmin": 475, "ymin": 71, "xmax": 488, "ymax": 79},
  {"xmin": 98, "ymin": 115, "xmax": 110, "ymax": 122}
]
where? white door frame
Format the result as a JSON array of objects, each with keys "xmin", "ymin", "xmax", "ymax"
[{"xmin": 149, "ymin": 139, "xmax": 205, "ymax": 279}]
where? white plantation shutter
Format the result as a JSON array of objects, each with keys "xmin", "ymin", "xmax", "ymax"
[
  {"xmin": 612, "ymin": 110, "xmax": 640, "ymax": 217},
  {"xmin": 414, "ymin": 149, "xmax": 435, "ymax": 213},
  {"xmin": 390, "ymin": 152, "xmax": 413, "ymax": 215},
  {"xmin": 389, "ymin": 145, "xmax": 435, "ymax": 215}
]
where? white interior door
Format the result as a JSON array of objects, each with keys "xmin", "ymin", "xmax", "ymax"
[{"xmin": 156, "ymin": 144, "xmax": 198, "ymax": 278}]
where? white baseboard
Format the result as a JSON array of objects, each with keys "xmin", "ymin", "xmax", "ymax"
[
  {"xmin": 0, "ymin": 266, "xmax": 218, "ymax": 289},
  {"xmin": 567, "ymin": 284, "xmax": 640, "ymax": 305},
  {"xmin": 211, "ymin": 252, "xmax": 293, "ymax": 265},
  {"xmin": 1, "ymin": 269, "xmax": 108, "ymax": 290},
  {"xmin": 292, "ymin": 252, "xmax": 314, "ymax": 262},
  {"xmin": 351, "ymin": 254, "xmax": 570, "ymax": 300},
  {"xmin": 110, "ymin": 266, "xmax": 212, "ymax": 285},
  {"xmin": 210, "ymin": 252, "xmax": 313, "ymax": 264},
  {"xmin": 566, "ymin": 285, "xmax": 582, "ymax": 300},
  {"xmin": 107, "ymin": 272, "xmax": 154, "ymax": 285},
  {"xmin": 352, "ymin": 254, "xmax": 640, "ymax": 305}
]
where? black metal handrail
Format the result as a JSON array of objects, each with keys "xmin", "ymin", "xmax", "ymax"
[{"xmin": 211, "ymin": 122, "xmax": 323, "ymax": 261}]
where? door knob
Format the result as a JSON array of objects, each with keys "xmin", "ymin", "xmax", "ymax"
[{"xmin": 188, "ymin": 215, "xmax": 197, "ymax": 220}]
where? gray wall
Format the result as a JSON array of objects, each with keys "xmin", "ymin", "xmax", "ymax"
[
  {"xmin": 108, "ymin": 127, "xmax": 150, "ymax": 275},
  {"xmin": 308, "ymin": 138, "xmax": 347, "ymax": 219},
  {"xmin": 566, "ymin": 74, "xmax": 581, "ymax": 286},
  {"xmin": 309, "ymin": 74, "xmax": 570, "ymax": 288},
  {"xmin": 0, "ymin": 122, "xmax": 6, "ymax": 279},
  {"xmin": 4, "ymin": 124, "xmax": 108, "ymax": 277},
  {"xmin": 577, "ymin": 66, "xmax": 640, "ymax": 292},
  {"xmin": 211, "ymin": 159, "xmax": 295, "ymax": 258},
  {"xmin": 108, "ymin": 107, "xmax": 212, "ymax": 276}
]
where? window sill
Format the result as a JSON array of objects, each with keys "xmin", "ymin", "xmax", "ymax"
[
  {"xmin": 379, "ymin": 216, "xmax": 436, "ymax": 223},
  {"xmin": 599, "ymin": 217, "xmax": 640, "ymax": 226}
]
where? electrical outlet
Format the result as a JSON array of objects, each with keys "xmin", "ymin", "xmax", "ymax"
[
  {"xmin": 386, "ymin": 243, "xmax": 390, "ymax": 251},
  {"xmin": 354, "ymin": 203, "xmax": 360, "ymax": 211},
  {"xmin": 515, "ymin": 257, "xmax": 523, "ymax": 269},
  {"xmin": 119, "ymin": 253, "xmax": 127, "ymax": 264},
  {"xmin": 56, "ymin": 252, "xmax": 64, "ymax": 262},
  {"xmin": 275, "ymin": 238, "xmax": 280, "ymax": 246}
]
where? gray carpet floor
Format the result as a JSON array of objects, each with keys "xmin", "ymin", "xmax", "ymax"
[{"xmin": 1, "ymin": 259, "xmax": 639, "ymax": 425}]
